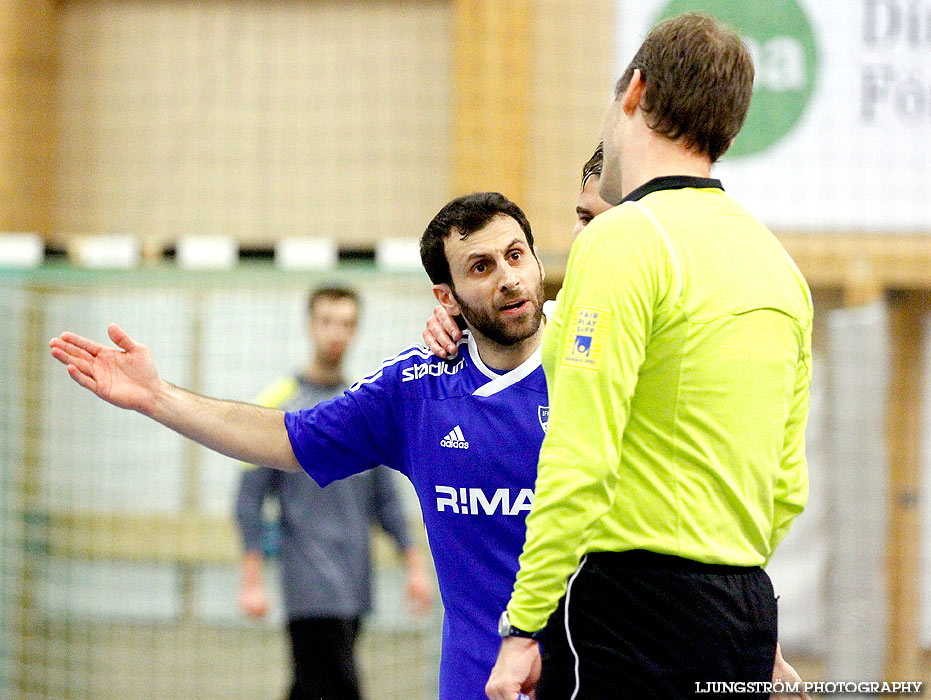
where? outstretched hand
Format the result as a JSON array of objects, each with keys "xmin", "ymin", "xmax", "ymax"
[{"xmin": 49, "ymin": 324, "xmax": 162, "ymax": 414}]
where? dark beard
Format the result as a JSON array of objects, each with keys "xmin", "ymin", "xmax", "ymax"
[{"xmin": 451, "ymin": 286, "xmax": 544, "ymax": 347}]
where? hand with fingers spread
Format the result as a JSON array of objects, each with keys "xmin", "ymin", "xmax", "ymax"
[
  {"xmin": 49, "ymin": 324, "xmax": 299, "ymax": 471},
  {"xmin": 423, "ymin": 305, "xmax": 463, "ymax": 359},
  {"xmin": 49, "ymin": 324, "xmax": 162, "ymax": 415}
]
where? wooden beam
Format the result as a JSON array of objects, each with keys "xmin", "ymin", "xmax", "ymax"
[
  {"xmin": 884, "ymin": 290, "xmax": 929, "ymax": 683},
  {"xmin": 15, "ymin": 296, "xmax": 46, "ymax": 700},
  {"xmin": 0, "ymin": 1, "xmax": 57, "ymax": 235},
  {"xmin": 179, "ymin": 299, "xmax": 206, "ymax": 619},
  {"xmin": 542, "ymin": 235, "xmax": 931, "ymax": 290},
  {"xmin": 777, "ymin": 234, "xmax": 931, "ymax": 291},
  {"xmin": 523, "ymin": 0, "xmax": 614, "ymax": 255},
  {"xmin": 451, "ymin": 0, "xmax": 531, "ymax": 202},
  {"xmin": 43, "ymin": 511, "xmax": 240, "ymax": 565},
  {"xmin": 37, "ymin": 509, "xmax": 416, "ymax": 569}
]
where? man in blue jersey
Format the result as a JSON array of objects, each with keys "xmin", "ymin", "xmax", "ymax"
[
  {"xmin": 49, "ymin": 191, "xmax": 549, "ymax": 700},
  {"xmin": 423, "ymin": 143, "xmax": 610, "ymax": 359}
]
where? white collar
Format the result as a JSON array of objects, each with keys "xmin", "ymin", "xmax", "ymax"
[{"xmin": 467, "ymin": 332, "xmax": 542, "ymax": 398}]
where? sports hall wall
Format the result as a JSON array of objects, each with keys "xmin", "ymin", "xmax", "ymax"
[{"xmin": 1, "ymin": 1, "xmax": 930, "ymax": 698}]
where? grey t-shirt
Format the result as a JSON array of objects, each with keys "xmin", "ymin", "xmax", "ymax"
[{"xmin": 234, "ymin": 376, "xmax": 412, "ymax": 620}]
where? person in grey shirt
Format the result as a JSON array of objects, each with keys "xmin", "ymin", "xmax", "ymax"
[{"xmin": 235, "ymin": 286, "xmax": 433, "ymax": 700}]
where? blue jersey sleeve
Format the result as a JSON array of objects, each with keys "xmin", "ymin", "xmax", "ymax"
[{"xmin": 284, "ymin": 366, "xmax": 404, "ymax": 487}]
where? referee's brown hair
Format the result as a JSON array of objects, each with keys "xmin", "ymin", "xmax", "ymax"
[{"xmin": 616, "ymin": 12, "xmax": 754, "ymax": 163}]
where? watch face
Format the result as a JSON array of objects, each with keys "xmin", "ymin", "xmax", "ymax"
[{"xmin": 498, "ymin": 611, "xmax": 510, "ymax": 638}]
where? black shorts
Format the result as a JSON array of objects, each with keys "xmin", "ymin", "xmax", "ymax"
[
  {"xmin": 538, "ymin": 550, "xmax": 778, "ymax": 700},
  {"xmin": 287, "ymin": 616, "xmax": 362, "ymax": 700}
]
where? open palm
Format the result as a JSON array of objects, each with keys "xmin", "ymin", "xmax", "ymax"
[{"xmin": 49, "ymin": 323, "xmax": 161, "ymax": 413}]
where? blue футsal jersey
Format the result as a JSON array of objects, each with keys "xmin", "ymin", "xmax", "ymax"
[{"xmin": 284, "ymin": 331, "xmax": 548, "ymax": 700}]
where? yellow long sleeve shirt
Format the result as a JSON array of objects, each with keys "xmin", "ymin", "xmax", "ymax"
[{"xmin": 508, "ymin": 176, "xmax": 812, "ymax": 632}]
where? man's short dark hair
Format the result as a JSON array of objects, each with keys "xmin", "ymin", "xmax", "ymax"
[
  {"xmin": 581, "ymin": 142, "xmax": 603, "ymax": 188},
  {"xmin": 616, "ymin": 12, "xmax": 754, "ymax": 163},
  {"xmin": 420, "ymin": 192, "xmax": 534, "ymax": 286},
  {"xmin": 308, "ymin": 286, "xmax": 360, "ymax": 315}
]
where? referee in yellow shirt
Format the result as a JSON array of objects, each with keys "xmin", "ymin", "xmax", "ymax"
[{"xmin": 488, "ymin": 12, "xmax": 812, "ymax": 700}]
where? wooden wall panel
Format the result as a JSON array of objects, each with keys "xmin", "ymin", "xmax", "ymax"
[{"xmin": 53, "ymin": 1, "xmax": 451, "ymax": 249}]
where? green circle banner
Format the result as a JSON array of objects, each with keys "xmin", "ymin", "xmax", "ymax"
[{"xmin": 654, "ymin": 0, "xmax": 819, "ymax": 157}]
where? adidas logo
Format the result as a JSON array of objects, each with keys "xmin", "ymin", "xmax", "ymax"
[{"xmin": 440, "ymin": 425, "xmax": 469, "ymax": 450}]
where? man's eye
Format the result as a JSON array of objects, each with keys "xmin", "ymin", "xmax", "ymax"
[
  {"xmin": 473, "ymin": 263, "xmax": 486, "ymax": 273},
  {"xmin": 510, "ymin": 251, "xmax": 522, "ymax": 261}
]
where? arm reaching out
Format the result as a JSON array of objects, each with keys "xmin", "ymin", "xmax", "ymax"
[{"xmin": 49, "ymin": 324, "xmax": 300, "ymax": 472}]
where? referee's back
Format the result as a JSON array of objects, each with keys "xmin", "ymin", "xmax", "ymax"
[{"xmin": 586, "ymin": 183, "xmax": 813, "ymax": 566}]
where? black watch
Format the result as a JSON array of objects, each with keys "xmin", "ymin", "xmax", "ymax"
[{"xmin": 498, "ymin": 611, "xmax": 542, "ymax": 640}]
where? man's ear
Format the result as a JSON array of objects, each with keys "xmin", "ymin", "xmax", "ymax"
[
  {"xmin": 621, "ymin": 68, "xmax": 645, "ymax": 116},
  {"xmin": 533, "ymin": 246, "xmax": 545, "ymax": 283},
  {"xmin": 432, "ymin": 283, "xmax": 461, "ymax": 316}
]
